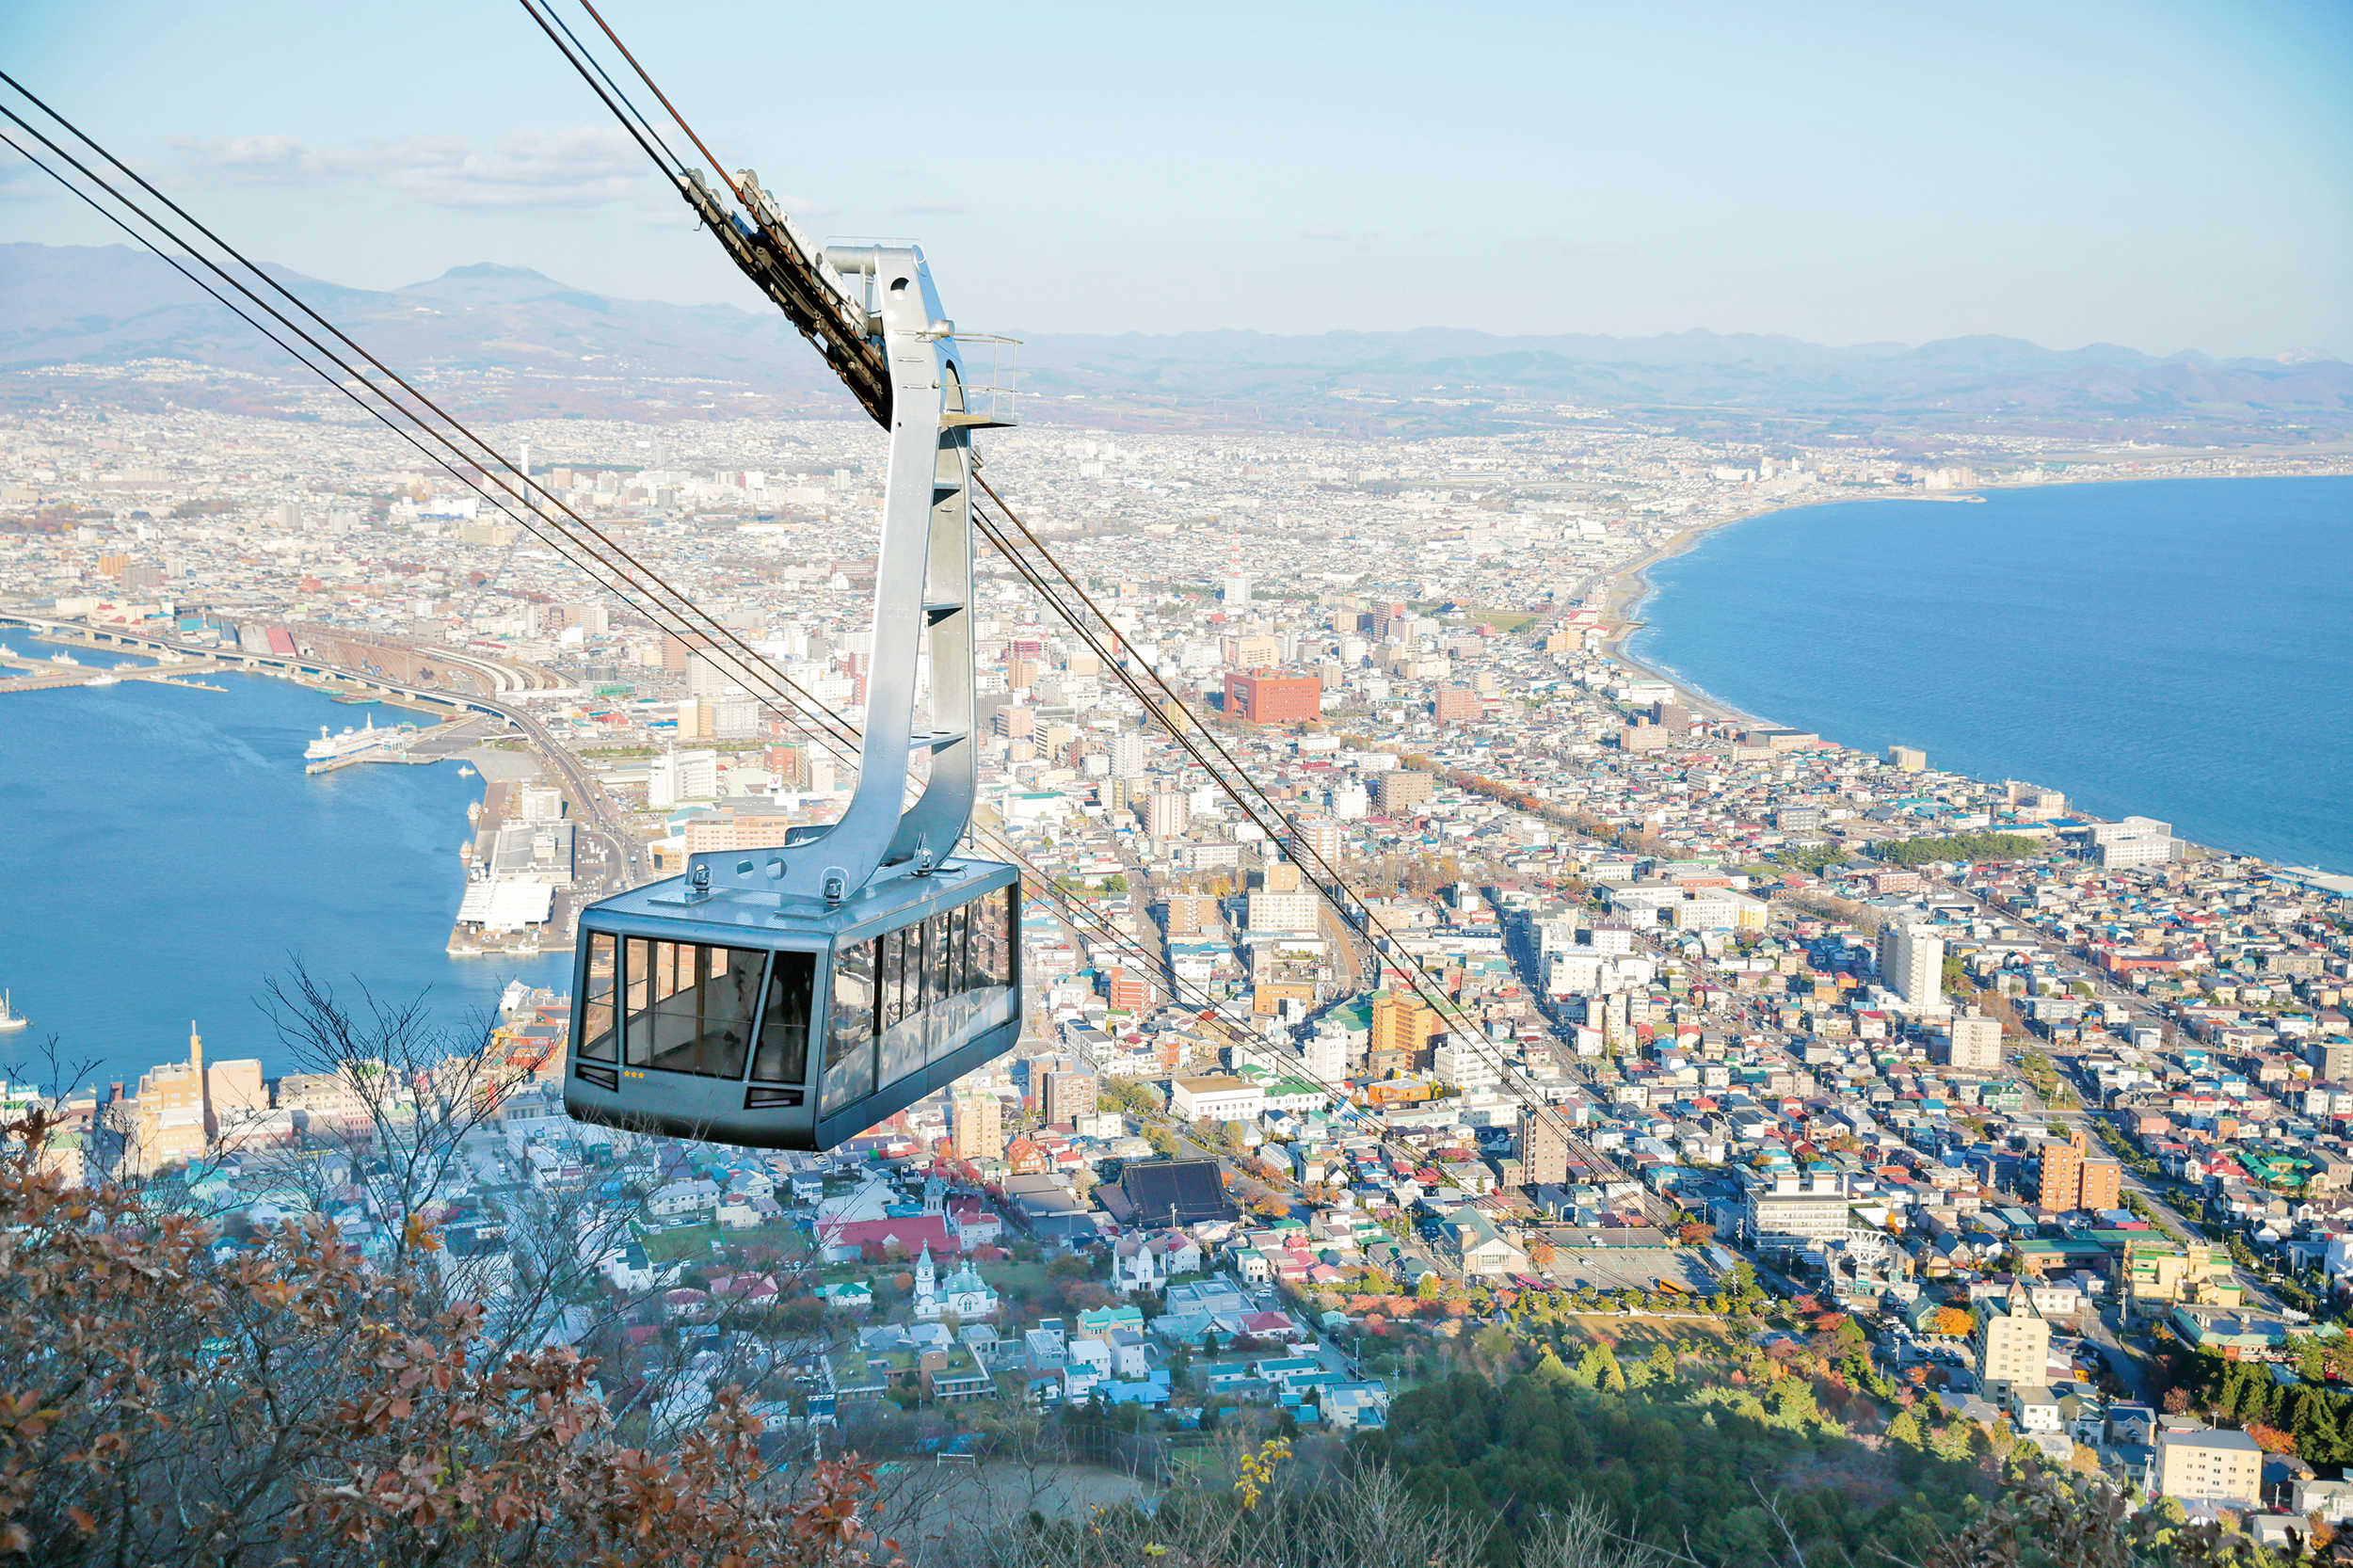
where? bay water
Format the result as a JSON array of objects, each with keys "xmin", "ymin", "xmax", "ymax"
[
  {"xmin": 0, "ymin": 643, "xmax": 568, "ymax": 1098},
  {"xmin": 1626, "ymin": 475, "xmax": 2353, "ymax": 874}
]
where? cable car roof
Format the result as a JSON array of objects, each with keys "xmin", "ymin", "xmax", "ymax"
[{"xmin": 582, "ymin": 857, "xmax": 1013, "ymax": 943}]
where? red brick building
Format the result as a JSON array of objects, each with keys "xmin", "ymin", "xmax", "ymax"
[
  {"xmin": 1433, "ymin": 686, "xmax": 1481, "ymax": 723},
  {"xmin": 1225, "ymin": 671, "xmax": 1321, "ymax": 724}
]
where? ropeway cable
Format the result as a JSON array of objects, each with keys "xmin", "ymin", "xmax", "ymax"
[
  {"xmin": 0, "ymin": 96, "xmax": 1310, "ymax": 1116},
  {"xmin": 501, "ymin": 1, "xmax": 1657, "ymax": 1208},
  {"xmin": 968, "ymin": 487, "xmax": 1652, "ymax": 1206},
  {"xmin": 9, "ymin": 68, "xmax": 1643, "ymax": 1209}
]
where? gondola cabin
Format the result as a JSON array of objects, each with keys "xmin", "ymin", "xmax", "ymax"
[{"xmin": 564, "ymin": 858, "xmax": 1019, "ymax": 1150}]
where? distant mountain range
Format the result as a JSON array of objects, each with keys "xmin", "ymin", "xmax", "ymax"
[{"xmin": 5, "ymin": 242, "xmax": 2346, "ymax": 442}]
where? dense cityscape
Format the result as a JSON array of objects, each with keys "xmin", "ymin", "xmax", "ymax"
[{"xmin": 4, "ymin": 367, "xmax": 2352, "ymax": 1562}]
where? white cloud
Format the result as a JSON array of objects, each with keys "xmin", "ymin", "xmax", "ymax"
[
  {"xmin": 0, "ymin": 144, "xmax": 47, "ymax": 202},
  {"xmin": 164, "ymin": 126, "xmax": 649, "ymax": 209},
  {"xmin": 1301, "ymin": 226, "xmax": 1350, "ymax": 241},
  {"xmin": 904, "ymin": 196, "xmax": 968, "ymax": 214}
]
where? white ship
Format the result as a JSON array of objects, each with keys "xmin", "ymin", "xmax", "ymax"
[
  {"xmin": 48, "ymin": 650, "xmax": 78, "ymax": 666},
  {"xmin": 0, "ymin": 991, "xmax": 25, "ymax": 1032},
  {"xmin": 84, "ymin": 673, "xmax": 120, "ymax": 687},
  {"xmin": 304, "ymin": 714, "xmax": 397, "ymax": 761}
]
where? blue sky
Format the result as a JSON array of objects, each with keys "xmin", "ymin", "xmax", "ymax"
[{"xmin": 5, "ymin": 0, "xmax": 2348, "ymax": 357}]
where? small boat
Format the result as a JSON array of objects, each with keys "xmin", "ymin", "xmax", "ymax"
[
  {"xmin": 85, "ymin": 673, "xmax": 121, "ymax": 687},
  {"xmin": 0, "ymin": 991, "xmax": 26, "ymax": 1032},
  {"xmin": 457, "ymin": 765, "xmax": 475, "ymax": 778}
]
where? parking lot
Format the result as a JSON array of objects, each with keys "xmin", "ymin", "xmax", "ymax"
[{"xmin": 1535, "ymin": 1243, "xmax": 1726, "ymax": 1297}]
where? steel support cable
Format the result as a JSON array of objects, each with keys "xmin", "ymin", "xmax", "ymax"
[
  {"xmin": 524, "ymin": 0, "xmax": 892, "ymax": 426},
  {"xmin": 0, "ymin": 73, "xmax": 891, "ymax": 794},
  {"xmin": 570, "ymin": 0, "xmax": 748, "ymax": 211},
  {"xmin": 0, "ymin": 95, "xmax": 876, "ymax": 802},
  {"xmin": 0, "ymin": 123, "xmax": 880, "ymax": 816},
  {"xmin": 969, "ymin": 484, "xmax": 1651, "ymax": 1206},
  {"xmin": 0, "ymin": 74, "xmax": 696, "ymax": 601},
  {"xmin": 960, "ymin": 512, "xmax": 1559, "ymax": 1179},
  {"xmin": 514, "ymin": 0, "xmax": 688, "ymax": 183},
  {"xmin": 507, "ymin": 2, "xmax": 1646, "ymax": 1202},
  {"xmin": 0, "ymin": 104, "xmax": 1384, "ymax": 1176},
  {"xmin": 480, "ymin": 2, "xmax": 1554, "ymax": 1126}
]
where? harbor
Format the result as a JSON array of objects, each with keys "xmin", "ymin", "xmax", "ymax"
[{"xmin": 0, "ymin": 644, "xmax": 227, "ymax": 696}]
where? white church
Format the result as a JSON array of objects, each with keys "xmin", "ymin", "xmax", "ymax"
[{"xmin": 912, "ymin": 1241, "xmax": 1000, "ymax": 1323}]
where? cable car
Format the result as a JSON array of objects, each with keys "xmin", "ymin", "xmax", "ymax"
[
  {"xmin": 566, "ymin": 859, "xmax": 1019, "ymax": 1149},
  {"xmin": 564, "ymin": 240, "xmax": 1020, "ymax": 1150}
]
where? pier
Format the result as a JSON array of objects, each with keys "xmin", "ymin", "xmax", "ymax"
[{"xmin": 0, "ymin": 648, "xmax": 228, "ymax": 695}]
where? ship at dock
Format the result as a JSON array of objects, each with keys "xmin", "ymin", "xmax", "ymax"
[{"xmin": 302, "ymin": 715, "xmax": 411, "ymax": 772}]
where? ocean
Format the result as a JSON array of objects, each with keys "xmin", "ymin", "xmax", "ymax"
[
  {"xmin": 1626, "ymin": 474, "xmax": 2353, "ymax": 874},
  {"xmin": 0, "ymin": 643, "xmax": 569, "ymax": 1098}
]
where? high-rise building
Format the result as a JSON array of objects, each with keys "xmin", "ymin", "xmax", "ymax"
[
  {"xmin": 1886, "ymin": 744, "xmax": 1928, "ymax": 773},
  {"xmin": 1224, "ymin": 671, "xmax": 1321, "ymax": 725},
  {"xmin": 951, "ymin": 1092, "xmax": 1003, "ymax": 1163},
  {"xmin": 2039, "ymin": 1128, "xmax": 2120, "ymax": 1214},
  {"xmin": 1369, "ymin": 993, "xmax": 1436, "ymax": 1075},
  {"xmin": 2039, "ymin": 1134, "xmax": 2085, "ymax": 1213},
  {"xmin": 1369, "ymin": 770, "xmax": 1434, "ymax": 814},
  {"xmin": 1515, "ymin": 1103, "xmax": 1569, "ymax": 1188},
  {"xmin": 2089, "ymin": 817, "xmax": 2174, "ymax": 868},
  {"xmin": 1938, "ymin": 1013, "xmax": 2005, "ymax": 1072},
  {"xmin": 1245, "ymin": 888, "xmax": 1320, "ymax": 935},
  {"xmin": 711, "ymin": 697, "xmax": 758, "ymax": 741},
  {"xmin": 1108, "ymin": 730, "xmax": 1145, "ymax": 780},
  {"xmin": 1877, "ymin": 921, "xmax": 1945, "ymax": 1011},
  {"xmin": 1163, "ymin": 893, "xmax": 1217, "ymax": 936},
  {"xmin": 1146, "ymin": 788, "xmax": 1189, "ymax": 840},
  {"xmin": 1039, "ymin": 1067, "xmax": 1098, "ymax": 1128},
  {"xmin": 2154, "ymin": 1429, "xmax": 2263, "ymax": 1506},
  {"xmin": 1105, "ymin": 968, "xmax": 1153, "ymax": 1013},
  {"xmin": 1288, "ymin": 811, "xmax": 1342, "ymax": 867},
  {"xmin": 1976, "ymin": 1287, "xmax": 2050, "ymax": 1404},
  {"xmin": 1433, "ymin": 687, "xmax": 1481, "ymax": 724},
  {"xmin": 1299, "ymin": 1028, "xmax": 1347, "ymax": 1084},
  {"xmin": 648, "ymin": 749, "xmax": 718, "ymax": 808}
]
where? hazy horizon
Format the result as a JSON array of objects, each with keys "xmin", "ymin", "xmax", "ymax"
[{"xmin": 4, "ymin": 1, "xmax": 2349, "ymax": 361}]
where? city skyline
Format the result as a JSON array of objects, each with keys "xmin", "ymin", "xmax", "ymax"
[{"xmin": 3, "ymin": 0, "xmax": 2348, "ymax": 359}]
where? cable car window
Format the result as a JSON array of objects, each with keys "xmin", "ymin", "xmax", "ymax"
[
  {"xmin": 876, "ymin": 929, "xmax": 904, "ymax": 1032},
  {"xmin": 824, "ymin": 938, "xmax": 876, "ymax": 1113},
  {"xmin": 972, "ymin": 887, "xmax": 1012, "ymax": 990},
  {"xmin": 879, "ymin": 920, "xmax": 928, "ymax": 1087},
  {"xmin": 928, "ymin": 910, "xmax": 952, "ymax": 1010},
  {"xmin": 944, "ymin": 902, "xmax": 968, "ymax": 997},
  {"xmin": 751, "ymin": 949, "xmax": 817, "ymax": 1083},
  {"xmin": 625, "ymin": 941, "xmax": 760, "ymax": 1079},
  {"xmin": 579, "ymin": 932, "xmax": 618, "ymax": 1062}
]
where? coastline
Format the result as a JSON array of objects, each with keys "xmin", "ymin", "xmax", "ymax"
[
  {"xmin": 1595, "ymin": 471, "xmax": 2345, "ymax": 730},
  {"xmin": 1592, "ymin": 472, "xmax": 2353, "ymax": 873}
]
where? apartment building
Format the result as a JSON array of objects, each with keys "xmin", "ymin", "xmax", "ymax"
[
  {"xmin": 1976, "ymin": 1288, "xmax": 2051, "ymax": 1404},
  {"xmin": 2155, "ymin": 1426, "xmax": 2262, "ymax": 1505}
]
